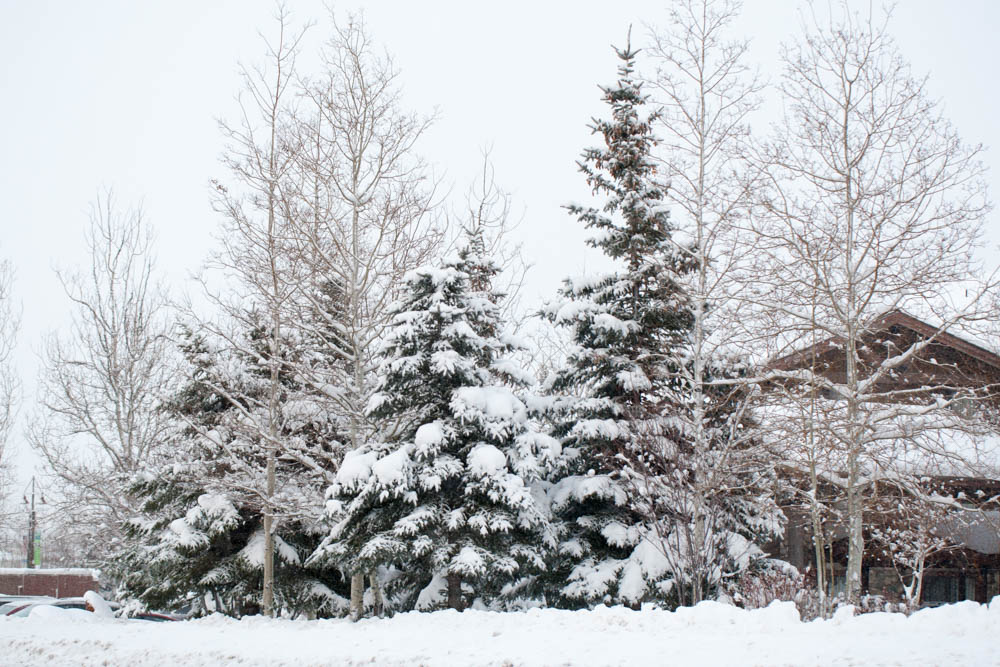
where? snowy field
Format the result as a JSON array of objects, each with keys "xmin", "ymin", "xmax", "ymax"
[{"xmin": 2, "ymin": 600, "xmax": 1000, "ymax": 667}]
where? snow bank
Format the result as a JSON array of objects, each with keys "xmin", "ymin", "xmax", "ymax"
[
  {"xmin": 2, "ymin": 600, "xmax": 999, "ymax": 666},
  {"xmin": 26, "ymin": 606, "xmax": 102, "ymax": 624}
]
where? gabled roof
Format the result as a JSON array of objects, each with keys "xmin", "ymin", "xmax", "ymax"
[
  {"xmin": 768, "ymin": 309, "xmax": 1000, "ymax": 372},
  {"xmin": 875, "ymin": 311, "xmax": 1000, "ymax": 369}
]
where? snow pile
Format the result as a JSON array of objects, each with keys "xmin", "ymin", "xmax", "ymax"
[
  {"xmin": 415, "ymin": 422, "xmax": 446, "ymax": 449},
  {"xmin": 371, "ymin": 446, "xmax": 411, "ymax": 486},
  {"xmin": 26, "ymin": 605, "xmax": 100, "ymax": 624},
  {"xmin": 237, "ymin": 530, "xmax": 302, "ymax": 569},
  {"xmin": 451, "ymin": 386, "xmax": 527, "ymax": 423},
  {"xmin": 335, "ymin": 449, "xmax": 379, "ymax": 487},
  {"xmin": 3, "ymin": 600, "xmax": 1000, "ymax": 666},
  {"xmin": 468, "ymin": 444, "xmax": 507, "ymax": 476},
  {"xmin": 83, "ymin": 591, "xmax": 116, "ymax": 619}
]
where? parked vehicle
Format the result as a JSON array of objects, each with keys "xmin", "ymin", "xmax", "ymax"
[
  {"xmin": 0, "ymin": 595, "xmax": 36, "ymax": 606},
  {"xmin": 4, "ymin": 596, "xmax": 177, "ymax": 621},
  {"xmin": 0, "ymin": 597, "xmax": 55, "ymax": 616},
  {"xmin": 129, "ymin": 612, "xmax": 179, "ymax": 622},
  {"xmin": 7, "ymin": 597, "xmax": 121, "ymax": 617}
]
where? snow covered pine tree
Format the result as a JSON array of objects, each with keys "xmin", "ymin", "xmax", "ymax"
[
  {"xmin": 541, "ymin": 35, "xmax": 697, "ymax": 608},
  {"xmin": 313, "ymin": 227, "xmax": 556, "ymax": 613},
  {"xmin": 120, "ymin": 320, "xmax": 347, "ymax": 618}
]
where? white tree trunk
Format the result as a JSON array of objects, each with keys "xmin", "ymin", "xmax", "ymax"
[{"xmin": 350, "ymin": 572, "xmax": 364, "ymax": 621}]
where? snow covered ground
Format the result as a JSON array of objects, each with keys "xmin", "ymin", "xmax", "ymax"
[{"xmin": 2, "ymin": 599, "xmax": 999, "ymax": 666}]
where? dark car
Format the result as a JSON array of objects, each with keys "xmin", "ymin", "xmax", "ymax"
[{"xmin": 129, "ymin": 611, "xmax": 180, "ymax": 622}]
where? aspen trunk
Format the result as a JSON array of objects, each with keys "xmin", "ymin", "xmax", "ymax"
[
  {"xmin": 370, "ymin": 571, "xmax": 383, "ymax": 617},
  {"xmin": 350, "ymin": 572, "xmax": 364, "ymax": 621},
  {"xmin": 262, "ymin": 467, "xmax": 275, "ymax": 616}
]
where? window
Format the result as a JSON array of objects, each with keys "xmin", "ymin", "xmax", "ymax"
[
  {"xmin": 922, "ymin": 574, "xmax": 959, "ymax": 605},
  {"xmin": 921, "ymin": 572, "xmax": 976, "ymax": 605}
]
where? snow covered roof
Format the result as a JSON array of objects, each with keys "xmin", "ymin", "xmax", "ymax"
[
  {"xmin": 937, "ymin": 511, "xmax": 1000, "ymax": 555},
  {"xmin": 768, "ymin": 309, "xmax": 1000, "ymax": 373},
  {"xmin": 0, "ymin": 568, "xmax": 99, "ymax": 578},
  {"xmin": 873, "ymin": 311, "xmax": 1000, "ymax": 370},
  {"xmin": 756, "ymin": 396, "xmax": 1000, "ymax": 481}
]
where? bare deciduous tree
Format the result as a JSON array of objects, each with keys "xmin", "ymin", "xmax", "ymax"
[
  {"xmin": 448, "ymin": 150, "xmax": 529, "ymax": 325},
  {"xmin": 869, "ymin": 483, "xmax": 960, "ymax": 612},
  {"xmin": 750, "ymin": 2, "xmax": 997, "ymax": 603},
  {"xmin": 179, "ymin": 8, "xmax": 442, "ymax": 619},
  {"xmin": 0, "ymin": 258, "xmax": 18, "ymax": 524},
  {"xmin": 202, "ymin": 4, "xmax": 310, "ymax": 617},
  {"xmin": 631, "ymin": 0, "xmax": 781, "ymax": 605},
  {"xmin": 29, "ymin": 193, "xmax": 172, "ymax": 563},
  {"xmin": 284, "ymin": 13, "xmax": 441, "ymax": 619}
]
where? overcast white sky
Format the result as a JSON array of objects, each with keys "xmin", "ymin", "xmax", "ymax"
[{"xmin": 1, "ymin": 0, "xmax": 998, "ymax": 495}]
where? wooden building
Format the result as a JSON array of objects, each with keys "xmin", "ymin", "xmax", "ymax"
[{"xmin": 767, "ymin": 310, "xmax": 1000, "ymax": 605}]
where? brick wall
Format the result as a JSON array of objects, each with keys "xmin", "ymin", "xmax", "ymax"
[{"xmin": 0, "ymin": 569, "xmax": 99, "ymax": 597}]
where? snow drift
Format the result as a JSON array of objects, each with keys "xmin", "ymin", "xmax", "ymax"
[{"xmin": 2, "ymin": 599, "xmax": 999, "ymax": 666}]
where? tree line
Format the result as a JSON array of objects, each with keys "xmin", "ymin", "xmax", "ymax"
[{"xmin": 4, "ymin": 0, "xmax": 997, "ymax": 619}]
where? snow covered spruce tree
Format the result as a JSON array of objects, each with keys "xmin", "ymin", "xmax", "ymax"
[
  {"xmin": 312, "ymin": 227, "xmax": 556, "ymax": 613},
  {"xmin": 119, "ymin": 316, "xmax": 348, "ymax": 618},
  {"xmin": 540, "ymin": 36, "xmax": 697, "ymax": 608}
]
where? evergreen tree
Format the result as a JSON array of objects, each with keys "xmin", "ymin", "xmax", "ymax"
[
  {"xmin": 312, "ymin": 228, "xmax": 557, "ymax": 612},
  {"xmin": 541, "ymin": 36, "xmax": 695, "ymax": 608},
  {"xmin": 118, "ymin": 314, "xmax": 348, "ymax": 618}
]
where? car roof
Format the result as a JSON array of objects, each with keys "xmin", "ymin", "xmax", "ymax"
[
  {"xmin": 0, "ymin": 598, "xmax": 53, "ymax": 614},
  {"xmin": 4, "ymin": 597, "xmax": 121, "ymax": 615}
]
